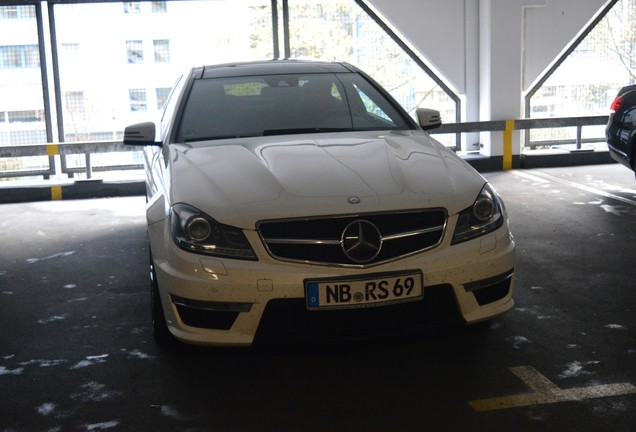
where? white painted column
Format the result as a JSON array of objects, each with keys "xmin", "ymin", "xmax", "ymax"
[
  {"xmin": 479, "ymin": 0, "xmax": 546, "ymax": 161},
  {"xmin": 464, "ymin": 0, "xmax": 481, "ymax": 152}
]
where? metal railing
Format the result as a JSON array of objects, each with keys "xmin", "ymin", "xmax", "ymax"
[
  {"xmin": 0, "ymin": 115, "xmax": 610, "ymax": 182},
  {"xmin": 0, "ymin": 140, "xmax": 142, "ymax": 180},
  {"xmin": 431, "ymin": 115, "xmax": 609, "ymax": 151}
]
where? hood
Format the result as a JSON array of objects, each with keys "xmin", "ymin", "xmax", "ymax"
[{"xmin": 168, "ymin": 131, "xmax": 485, "ymax": 228}]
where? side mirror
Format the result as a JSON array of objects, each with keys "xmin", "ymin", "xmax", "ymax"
[
  {"xmin": 124, "ymin": 122, "xmax": 161, "ymax": 146},
  {"xmin": 416, "ymin": 108, "xmax": 442, "ymax": 130}
]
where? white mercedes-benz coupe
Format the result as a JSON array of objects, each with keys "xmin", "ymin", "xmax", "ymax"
[{"xmin": 124, "ymin": 60, "xmax": 515, "ymax": 347}]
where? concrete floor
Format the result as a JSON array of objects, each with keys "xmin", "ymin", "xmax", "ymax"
[{"xmin": 0, "ymin": 164, "xmax": 635, "ymax": 431}]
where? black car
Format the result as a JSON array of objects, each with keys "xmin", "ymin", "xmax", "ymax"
[{"xmin": 606, "ymin": 84, "xmax": 636, "ymax": 177}]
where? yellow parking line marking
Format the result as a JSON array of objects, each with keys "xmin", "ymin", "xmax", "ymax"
[
  {"xmin": 510, "ymin": 366, "xmax": 560, "ymax": 393},
  {"xmin": 469, "ymin": 366, "xmax": 636, "ymax": 412}
]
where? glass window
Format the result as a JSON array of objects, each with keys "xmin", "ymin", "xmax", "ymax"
[
  {"xmin": 24, "ymin": 45, "xmax": 39, "ymax": 68},
  {"xmin": 123, "ymin": 2, "xmax": 141, "ymax": 14},
  {"xmin": 51, "ymin": 1, "xmax": 273, "ymax": 143},
  {"xmin": 8, "ymin": 110, "xmax": 41, "ymax": 123},
  {"xmin": 177, "ymin": 72, "xmax": 410, "ymax": 142},
  {"xmin": 9, "ymin": 131, "xmax": 47, "ymax": 146},
  {"xmin": 152, "ymin": 2, "xmax": 167, "ymax": 13},
  {"xmin": 527, "ymin": 0, "xmax": 635, "ymax": 150},
  {"xmin": 156, "ymin": 87, "xmax": 171, "ymax": 110},
  {"xmin": 286, "ymin": 0, "xmax": 457, "ymax": 148},
  {"xmin": 1, "ymin": 46, "xmax": 22, "ymax": 69},
  {"xmin": 129, "ymin": 89, "xmax": 147, "ymax": 112},
  {"xmin": 153, "ymin": 40, "xmax": 170, "ymax": 63},
  {"xmin": 43, "ymin": 0, "xmax": 451, "ymax": 148},
  {"xmin": 126, "ymin": 40, "xmax": 144, "ymax": 64},
  {"xmin": 0, "ymin": 5, "xmax": 45, "ymax": 147},
  {"xmin": 0, "ymin": 45, "xmax": 40, "ymax": 69},
  {"xmin": 0, "ymin": 6, "xmax": 18, "ymax": 19},
  {"xmin": 61, "ymin": 43, "xmax": 80, "ymax": 64},
  {"xmin": 0, "ymin": 0, "xmax": 460, "ymax": 151},
  {"xmin": 352, "ymin": 83, "xmax": 391, "ymax": 121},
  {"xmin": 65, "ymin": 91, "xmax": 85, "ymax": 115},
  {"xmin": 0, "ymin": 5, "xmax": 35, "ymax": 20}
]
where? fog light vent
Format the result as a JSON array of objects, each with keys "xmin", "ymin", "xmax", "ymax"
[
  {"xmin": 171, "ymin": 295, "xmax": 251, "ymax": 330},
  {"xmin": 463, "ymin": 270, "xmax": 513, "ymax": 306}
]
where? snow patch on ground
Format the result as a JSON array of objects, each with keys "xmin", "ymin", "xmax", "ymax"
[
  {"xmin": 70, "ymin": 354, "xmax": 109, "ymax": 370},
  {"xmin": 38, "ymin": 314, "xmax": 68, "ymax": 324},
  {"xmin": 26, "ymin": 251, "xmax": 76, "ymax": 264},
  {"xmin": 0, "ymin": 366, "xmax": 24, "ymax": 376},
  {"xmin": 604, "ymin": 324, "xmax": 627, "ymax": 330},
  {"xmin": 559, "ymin": 360, "xmax": 600, "ymax": 379},
  {"xmin": 508, "ymin": 336, "xmax": 531, "ymax": 350},
  {"xmin": 71, "ymin": 381, "xmax": 121, "ymax": 403},
  {"xmin": 36, "ymin": 402, "xmax": 56, "ymax": 416},
  {"xmin": 82, "ymin": 420, "xmax": 120, "ymax": 431}
]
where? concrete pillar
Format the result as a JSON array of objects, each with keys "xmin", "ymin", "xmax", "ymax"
[{"xmin": 479, "ymin": 0, "xmax": 545, "ymax": 163}]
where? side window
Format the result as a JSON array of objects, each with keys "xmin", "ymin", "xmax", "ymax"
[
  {"xmin": 160, "ymin": 74, "xmax": 183, "ymax": 137},
  {"xmin": 352, "ymin": 83, "xmax": 392, "ymax": 123}
]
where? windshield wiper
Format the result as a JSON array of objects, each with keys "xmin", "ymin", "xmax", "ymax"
[
  {"xmin": 262, "ymin": 128, "xmax": 352, "ymax": 136},
  {"xmin": 183, "ymin": 133, "xmax": 260, "ymax": 142}
]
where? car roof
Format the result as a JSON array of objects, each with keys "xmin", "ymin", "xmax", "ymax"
[{"xmin": 199, "ymin": 59, "xmax": 358, "ymax": 79}]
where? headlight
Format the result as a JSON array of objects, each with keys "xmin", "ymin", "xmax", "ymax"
[
  {"xmin": 170, "ymin": 203, "xmax": 257, "ymax": 260},
  {"xmin": 452, "ymin": 183, "xmax": 505, "ymax": 244}
]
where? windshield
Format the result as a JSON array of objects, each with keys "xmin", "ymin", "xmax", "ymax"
[{"xmin": 176, "ymin": 72, "xmax": 411, "ymax": 143}]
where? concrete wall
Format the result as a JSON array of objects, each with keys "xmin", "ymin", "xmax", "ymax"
[{"xmin": 367, "ymin": 0, "xmax": 608, "ymax": 158}]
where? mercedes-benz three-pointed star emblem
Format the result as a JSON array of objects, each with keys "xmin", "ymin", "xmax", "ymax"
[{"xmin": 341, "ymin": 220, "xmax": 383, "ymax": 263}]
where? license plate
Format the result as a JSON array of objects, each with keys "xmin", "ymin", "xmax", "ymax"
[{"xmin": 305, "ymin": 271, "xmax": 423, "ymax": 310}]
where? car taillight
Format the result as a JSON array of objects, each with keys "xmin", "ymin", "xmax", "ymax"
[{"xmin": 610, "ymin": 96, "xmax": 623, "ymax": 113}]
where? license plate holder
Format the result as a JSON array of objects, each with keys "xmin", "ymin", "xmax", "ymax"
[{"xmin": 305, "ymin": 271, "xmax": 423, "ymax": 310}]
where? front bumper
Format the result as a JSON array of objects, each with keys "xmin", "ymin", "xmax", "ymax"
[{"xmin": 149, "ymin": 216, "xmax": 516, "ymax": 347}]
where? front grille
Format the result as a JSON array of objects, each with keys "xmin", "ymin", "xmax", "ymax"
[
  {"xmin": 257, "ymin": 209, "xmax": 446, "ymax": 266},
  {"xmin": 254, "ymin": 284, "xmax": 463, "ymax": 342}
]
